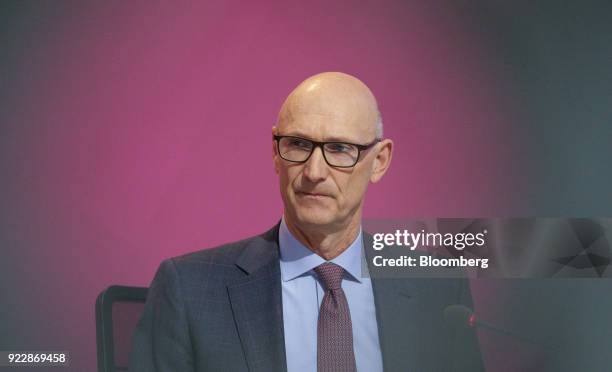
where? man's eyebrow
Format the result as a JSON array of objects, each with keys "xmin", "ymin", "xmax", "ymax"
[{"xmin": 281, "ymin": 131, "xmax": 360, "ymax": 143}]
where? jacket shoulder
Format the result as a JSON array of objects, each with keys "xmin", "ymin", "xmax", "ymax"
[{"xmin": 170, "ymin": 224, "xmax": 279, "ymax": 268}]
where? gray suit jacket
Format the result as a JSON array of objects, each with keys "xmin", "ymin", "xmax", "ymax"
[{"xmin": 129, "ymin": 224, "xmax": 483, "ymax": 371}]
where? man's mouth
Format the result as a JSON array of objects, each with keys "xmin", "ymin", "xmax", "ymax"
[{"xmin": 297, "ymin": 191, "xmax": 332, "ymax": 199}]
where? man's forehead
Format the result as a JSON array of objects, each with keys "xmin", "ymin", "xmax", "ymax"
[
  {"xmin": 277, "ymin": 72, "xmax": 380, "ymax": 140},
  {"xmin": 279, "ymin": 113, "xmax": 375, "ymax": 142}
]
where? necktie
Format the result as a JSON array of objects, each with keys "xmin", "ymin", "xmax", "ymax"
[{"xmin": 314, "ymin": 262, "xmax": 357, "ymax": 372}]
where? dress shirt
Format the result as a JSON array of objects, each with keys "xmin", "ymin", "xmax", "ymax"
[{"xmin": 279, "ymin": 218, "xmax": 384, "ymax": 372}]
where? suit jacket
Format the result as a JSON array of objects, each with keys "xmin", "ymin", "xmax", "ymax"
[{"xmin": 129, "ymin": 224, "xmax": 484, "ymax": 372}]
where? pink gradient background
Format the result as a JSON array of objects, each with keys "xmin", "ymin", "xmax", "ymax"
[{"xmin": 2, "ymin": 1, "xmax": 526, "ymax": 370}]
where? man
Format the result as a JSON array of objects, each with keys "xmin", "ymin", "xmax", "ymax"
[{"xmin": 129, "ymin": 72, "xmax": 483, "ymax": 371}]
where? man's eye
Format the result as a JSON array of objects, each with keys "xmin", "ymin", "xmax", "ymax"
[
  {"xmin": 288, "ymin": 139, "xmax": 311, "ymax": 148},
  {"xmin": 326, "ymin": 143, "xmax": 352, "ymax": 153}
]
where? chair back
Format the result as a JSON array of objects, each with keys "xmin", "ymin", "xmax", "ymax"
[{"xmin": 96, "ymin": 285, "xmax": 148, "ymax": 372}]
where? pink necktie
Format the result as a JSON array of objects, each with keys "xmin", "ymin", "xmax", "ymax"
[{"xmin": 314, "ymin": 262, "xmax": 357, "ymax": 372}]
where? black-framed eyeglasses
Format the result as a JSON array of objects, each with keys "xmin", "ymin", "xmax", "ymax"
[{"xmin": 273, "ymin": 135, "xmax": 381, "ymax": 168}]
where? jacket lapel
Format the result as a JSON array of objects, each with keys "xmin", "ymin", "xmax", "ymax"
[
  {"xmin": 364, "ymin": 233, "xmax": 434, "ymax": 372},
  {"xmin": 227, "ymin": 225, "xmax": 288, "ymax": 372}
]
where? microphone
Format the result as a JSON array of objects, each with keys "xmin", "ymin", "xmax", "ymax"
[
  {"xmin": 444, "ymin": 304, "xmax": 549, "ymax": 346},
  {"xmin": 443, "ymin": 304, "xmax": 476, "ymax": 329}
]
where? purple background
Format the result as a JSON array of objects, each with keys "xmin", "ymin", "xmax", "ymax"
[{"xmin": 2, "ymin": 1, "xmax": 611, "ymax": 371}]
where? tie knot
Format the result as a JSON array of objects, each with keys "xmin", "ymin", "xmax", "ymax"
[{"xmin": 314, "ymin": 262, "xmax": 345, "ymax": 290}]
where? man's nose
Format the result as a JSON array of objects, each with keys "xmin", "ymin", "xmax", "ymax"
[{"xmin": 303, "ymin": 147, "xmax": 329, "ymax": 182}]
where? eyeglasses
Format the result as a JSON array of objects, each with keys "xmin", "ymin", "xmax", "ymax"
[{"xmin": 273, "ymin": 135, "xmax": 381, "ymax": 168}]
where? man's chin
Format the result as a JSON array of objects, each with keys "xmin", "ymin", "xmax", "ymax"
[{"xmin": 294, "ymin": 210, "xmax": 337, "ymax": 228}]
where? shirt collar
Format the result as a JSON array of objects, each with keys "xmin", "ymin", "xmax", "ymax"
[{"xmin": 279, "ymin": 216, "xmax": 363, "ymax": 283}]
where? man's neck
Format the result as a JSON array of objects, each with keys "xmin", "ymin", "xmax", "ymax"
[{"xmin": 283, "ymin": 214, "xmax": 361, "ymax": 260}]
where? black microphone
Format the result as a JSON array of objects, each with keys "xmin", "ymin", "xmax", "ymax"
[{"xmin": 444, "ymin": 304, "xmax": 549, "ymax": 347}]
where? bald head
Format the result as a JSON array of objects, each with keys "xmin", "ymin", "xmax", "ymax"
[{"xmin": 277, "ymin": 72, "xmax": 383, "ymax": 140}]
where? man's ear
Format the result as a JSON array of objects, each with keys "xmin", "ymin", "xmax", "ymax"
[
  {"xmin": 370, "ymin": 139, "xmax": 393, "ymax": 183},
  {"xmin": 272, "ymin": 126, "xmax": 280, "ymax": 174}
]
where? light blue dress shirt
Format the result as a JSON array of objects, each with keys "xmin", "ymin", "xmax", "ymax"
[{"xmin": 279, "ymin": 218, "xmax": 384, "ymax": 372}]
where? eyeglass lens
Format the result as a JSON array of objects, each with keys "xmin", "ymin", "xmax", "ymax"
[{"xmin": 278, "ymin": 137, "xmax": 359, "ymax": 167}]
